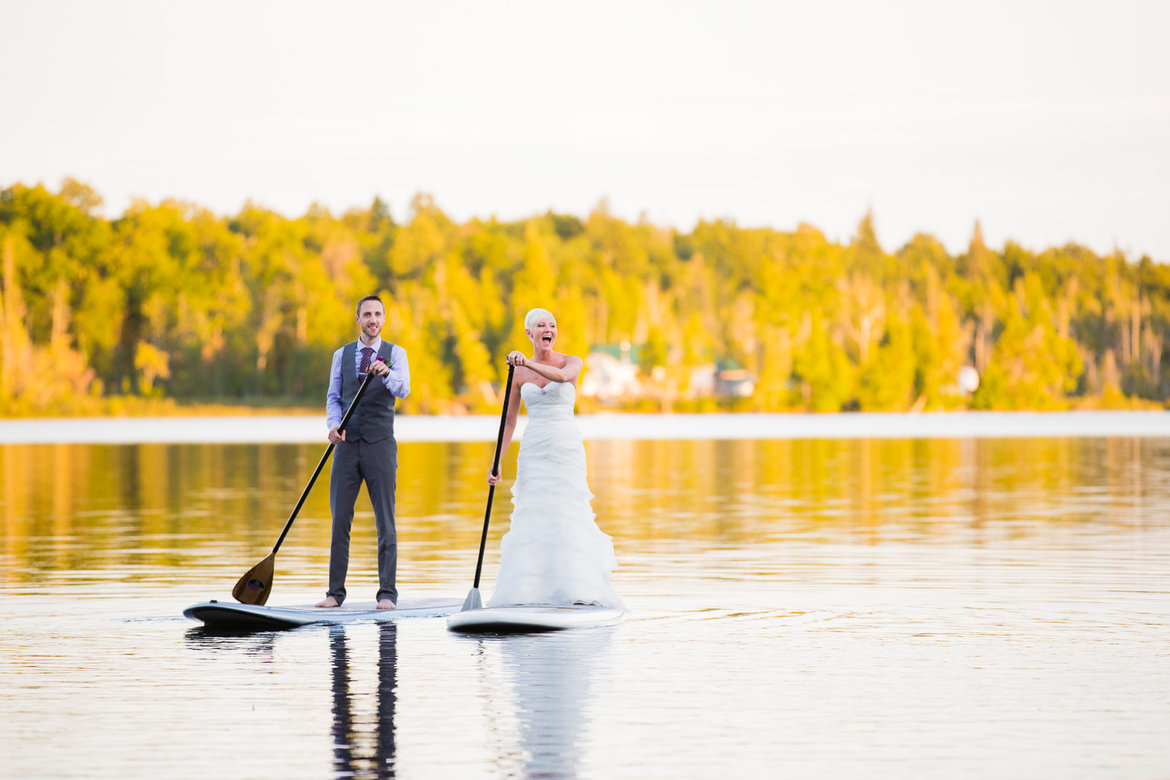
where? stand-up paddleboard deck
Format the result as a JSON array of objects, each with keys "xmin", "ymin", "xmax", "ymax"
[
  {"xmin": 447, "ymin": 605, "xmax": 625, "ymax": 634},
  {"xmin": 184, "ymin": 597, "xmax": 461, "ymax": 631}
]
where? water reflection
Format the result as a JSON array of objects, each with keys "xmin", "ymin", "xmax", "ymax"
[
  {"xmin": 3, "ymin": 437, "xmax": 1169, "ymax": 584},
  {"xmin": 183, "ymin": 625, "xmax": 281, "ymax": 660},
  {"xmin": 5, "ymin": 430, "xmax": 1170, "ymax": 779},
  {"xmin": 330, "ymin": 624, "xmax": 398, "ymax": 779},
  {"xmin": 467, "ymin": 629, "xmax": 614, "ymax": 778},
  {"xmin": 181, "ymin": 623, "xmax": 401, "ymax": 779}
]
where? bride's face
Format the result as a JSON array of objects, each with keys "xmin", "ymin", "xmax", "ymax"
[{"xmin": 527, "ymin": 317, "xmax": 557, "ymax": 350}]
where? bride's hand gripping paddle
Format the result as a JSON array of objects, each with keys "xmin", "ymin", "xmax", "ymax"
[
  {"xmin": 462, "ymin": 363, "xmax": 515, "ymax": 611},
  {"xmin": 232, "ymin": 369, "xmax": 377, "ymax": 605}
]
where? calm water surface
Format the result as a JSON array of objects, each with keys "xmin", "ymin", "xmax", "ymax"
[{"xmin": 2, "ymin": 424, "xmax": 1169, "ymax": 778}]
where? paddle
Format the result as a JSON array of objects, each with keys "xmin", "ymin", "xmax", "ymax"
[
  {"xmin": 461, "ymin": 363, "xmax": 516, "ymax": 611},
  {"xmin": 232, "ymin": 369, "xmax": 377, "ymax": 605}
]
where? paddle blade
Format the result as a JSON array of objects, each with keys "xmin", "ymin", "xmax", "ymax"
[
  {"xmin": 232, "ymin": 552, "xmax": 275, "ymax": 606},
  {"xmin": 461, "ymin": 587, "xmax": 483, "ymax": 612}
]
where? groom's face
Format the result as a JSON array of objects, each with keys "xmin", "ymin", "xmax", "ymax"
[{"xmin": 357, "ymin": 300, "xmax": 384, "ymax": 340}]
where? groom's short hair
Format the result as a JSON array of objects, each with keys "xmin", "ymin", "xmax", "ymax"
[{"xmin": 356, "ymin": 294, "xmax": 384, "ymax": 317}]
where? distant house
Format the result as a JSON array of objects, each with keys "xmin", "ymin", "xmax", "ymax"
[
  {"xmin": 715, "ymin": 358, "xmax": 755, "ymax": 398},
  {"xmin": 688, "ymin": 364, "xmax": 716, "ymax": 398},
  {"xmin": 686, "ymin": 358, "xmax": 756, "ymax": 399},
  {"xmin": 581, "ymin": 341, "xmax": 642, "ymax": 401}
]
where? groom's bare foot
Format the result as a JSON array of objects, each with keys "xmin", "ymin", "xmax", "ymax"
[
  {"xmin": 315, "ymin": 596, "xmax": 340, "ymax": 608},
  {"xmin": 376, "ymin": 599, "xmax": 396, "ymax": 610}
]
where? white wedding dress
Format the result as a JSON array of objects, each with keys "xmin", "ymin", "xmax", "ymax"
[{"xmin": 489, "ymin": 381, "xmax": 624, "ymax": 608}]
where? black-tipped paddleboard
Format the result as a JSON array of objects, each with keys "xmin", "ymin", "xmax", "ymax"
[
  {"xmin": 446, "ymin": 605, "xmax": 625, "ymax": 634},
  {"xmin": 184, "ymin": 597, "xmax": 461, "ymax": 631}
]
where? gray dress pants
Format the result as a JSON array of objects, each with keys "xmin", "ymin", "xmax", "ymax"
[{"xmin": 327, "ymin": 436, "xmax": 398, "ymax": 604}]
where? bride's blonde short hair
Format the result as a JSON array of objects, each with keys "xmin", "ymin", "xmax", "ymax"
[{"xmin": 524, "ymin": 308, "xmax": 556, "ymax": 330}]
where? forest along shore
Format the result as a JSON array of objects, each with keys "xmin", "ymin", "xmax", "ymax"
[{"xmin": 5, "ymin": 182, "xmax": 1169, "ymax": 420}]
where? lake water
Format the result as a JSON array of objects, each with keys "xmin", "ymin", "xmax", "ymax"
[{"xmin": 2, "ymin": 414, "xmax": 1169, "ymax": 778}]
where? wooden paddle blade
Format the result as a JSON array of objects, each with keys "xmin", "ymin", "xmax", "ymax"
[{"xmin": 232, "ymin": 552, "xmax": 275, "ymax": 606}]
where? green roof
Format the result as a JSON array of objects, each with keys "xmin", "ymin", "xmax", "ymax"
[{"xmin": 589, "ymin": 343, "xmax": 644, "ymax": 363}]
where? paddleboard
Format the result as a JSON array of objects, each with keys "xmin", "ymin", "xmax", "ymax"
[
  {"xmin": 446, "ymin": 604, "xmax": 625, "ymax": 634},
  {"xmin": 184, "ymin": 597, "xmax": 461, "ymax": 631}
]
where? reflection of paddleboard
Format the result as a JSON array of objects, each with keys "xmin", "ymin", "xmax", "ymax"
[
  {"xmin": 446, "ymin": 605, "xmax": 625, "ymax": 634},
  {"xmin": 183, "ymin": 597, "xmax": 461, "ymax": 631}
]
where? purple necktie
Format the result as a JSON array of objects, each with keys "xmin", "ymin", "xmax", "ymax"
[{"xmin": 359, "ymin": 346, "xmax": 374, "ymax": 374}]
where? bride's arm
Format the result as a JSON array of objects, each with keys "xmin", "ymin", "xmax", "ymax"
[
  {"xmin": 508, "ymin": 353, "xmax": 583, "ymax": 384},
  {"xmin": 488, "ymin": 372, "xmax": 524, "ymax": 485}
]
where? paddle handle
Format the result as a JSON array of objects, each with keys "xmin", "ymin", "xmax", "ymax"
[
  {"xmin": 271, "ymin": 370, "xmax": 376, "ymax": 555},
  {"xmin": 473, "ymin": 363, "xmax": 515, "ymax": 588}
]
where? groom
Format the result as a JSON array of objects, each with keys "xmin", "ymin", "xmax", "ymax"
[{"xmin": 316, "ymin": 294, "xmax": 411, "ymax": 610}]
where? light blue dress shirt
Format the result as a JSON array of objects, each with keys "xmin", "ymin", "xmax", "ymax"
[{"xmin": 325, "ymin": 338, "xmax": 410, "ymax": 430}]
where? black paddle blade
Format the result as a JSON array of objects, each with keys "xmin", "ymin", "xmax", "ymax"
[{"xmin": 232, "ymin": 552, "xmax": 275, "ymax": 606}]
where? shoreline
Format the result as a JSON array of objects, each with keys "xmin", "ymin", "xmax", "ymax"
[{"xmin": 2, "ymin": 410, "xmax": 1170, "ymax": 444}]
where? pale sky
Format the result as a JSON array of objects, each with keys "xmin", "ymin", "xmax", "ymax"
[{"xmin": 3, "ymin": 0, "xmax": 1168, "ymax": 260}]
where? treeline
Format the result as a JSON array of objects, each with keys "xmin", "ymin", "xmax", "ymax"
[{"xmin": 1, "ymin": 178, "xmax": 1166, "ymax": 416}]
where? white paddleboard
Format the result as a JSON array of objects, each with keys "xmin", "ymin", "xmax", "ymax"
[
  {"xmin": 446, "ymin": 604, "xmax": 625, "ymax": 634},
  {"xmin": 184, "ymin": 597, "xmax": 461, "ymax": 631}
]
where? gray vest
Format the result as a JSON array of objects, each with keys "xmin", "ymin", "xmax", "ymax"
[{"xmin": 339, "ymin": 341, "xmax": 396, "ymax": 442}]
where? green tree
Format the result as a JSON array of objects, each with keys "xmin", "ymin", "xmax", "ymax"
[{"xmin": 973, "ymin": 273, "xmax": 1083, "ymax": 409}]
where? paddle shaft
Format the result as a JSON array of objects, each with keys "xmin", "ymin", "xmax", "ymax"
[
  {"xmin": 270, "ymin": 370, "xmax": 376, "ymax": 555},
  {"xmin": 473, "ymin": 364, "xmax": 515, "ymax": 588}
]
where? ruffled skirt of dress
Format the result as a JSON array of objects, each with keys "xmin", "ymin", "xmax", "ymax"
[{"xmin": 489, "ymin": 413, "xmax": 623, "ymax": 608}]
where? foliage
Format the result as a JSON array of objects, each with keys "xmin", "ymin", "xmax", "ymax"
[{"xmin": 1, "ymin": 179, "xmax": 1167, "ymax": 415}]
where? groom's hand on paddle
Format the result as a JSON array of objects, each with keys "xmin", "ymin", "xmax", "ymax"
[{"xmin": 329, "ymin": 426, "xmax": 346, "ymax": 444}]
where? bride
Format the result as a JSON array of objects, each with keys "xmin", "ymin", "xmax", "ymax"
[{"xmin": 486, "ymin": 308, "xmax": 623, "ymax": 609}]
